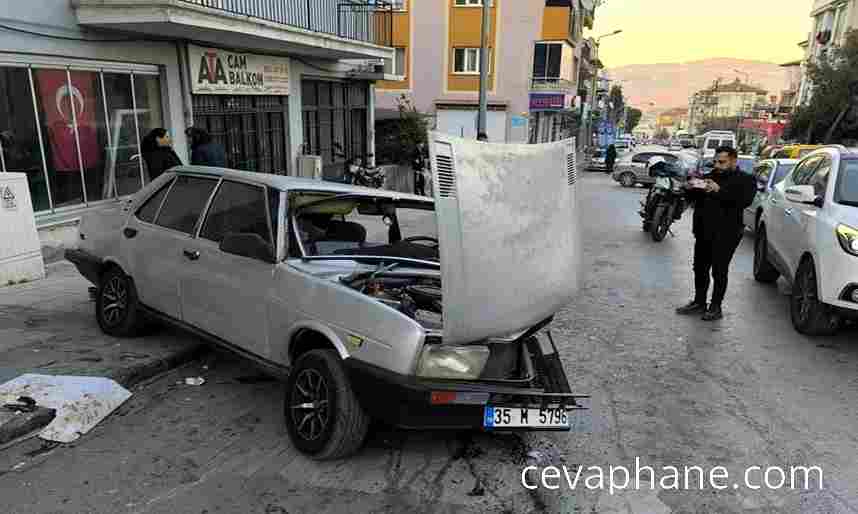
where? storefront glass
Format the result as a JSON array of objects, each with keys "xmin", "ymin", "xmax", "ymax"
[
  {"xmin": 0, "ymin": 67, "xmax": 50, "ymax": 212},
  {"xmin": 301, "ymin": 80, "xmax": 368, "ymax": 180},
  {"xmin": 0, "ymin": 64, "xmax": 163, "ymax": 215}
]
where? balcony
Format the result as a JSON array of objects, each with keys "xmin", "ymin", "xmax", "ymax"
[
  {"xmin": 74, "ymin": 0, "xmax": 395, "ymax": 60},
  {"xmin": 530, "ymin": 77, "xmax": 576, "ymax": 92}
]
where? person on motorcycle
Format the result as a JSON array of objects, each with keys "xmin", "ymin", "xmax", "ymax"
[{"xmin": 676, "ymin": 146, "xmax": 756, "ymax": 321}]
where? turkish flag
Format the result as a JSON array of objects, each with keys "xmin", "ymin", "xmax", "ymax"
[{"xmin": 35, "ymin": 69, "xmax": 102, "ymax": 172}]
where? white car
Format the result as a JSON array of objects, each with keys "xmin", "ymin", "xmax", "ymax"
[{"xmin": 754, "ymin": 146, "xmax": 858, "ymax": 335}]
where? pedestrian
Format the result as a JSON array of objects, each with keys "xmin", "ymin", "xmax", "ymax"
[
  {"xmin": 186, "ymin": 126, "xmax": 227, "ymax": 167},
  {"xmin": 412, "ymin": 143, "xmax": 427, "ymax": 196},
  {"xmin": 605, "ymin": 144, "xmax": 617, "ymax": 174},
  {"xmin": 676, "ymin": 146, "xmax": 756, "ymax": 321},
  {"xmin": 141, "ymin": 128, "xmax": 182, "ymax": 181}
]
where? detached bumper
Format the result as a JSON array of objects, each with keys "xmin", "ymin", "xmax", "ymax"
[
  {"xmin": 64, "ymin": 248, "xmax": 102, "ymax": 286},
  {"xmin": 344, "ymin": 357, "xmax": 587, "ymax": 431}
]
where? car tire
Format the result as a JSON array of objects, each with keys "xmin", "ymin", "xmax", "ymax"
[
  {"xmin": 620, "ymin": 173, "xmax": 636, "ymax": 187},
  {"xmin": 753, "ymin": 226, "xmax": 780, "ymax": 284},
  {"xmin": 790, "ymin": 258, "xmax": 840, "ymax": 336},
  {"xmin": 95, "ymin": 267, "xmax": 146, "ymax": 337},
  {"xmin": 284, "ymin": 349, "xmax": 370, "ymax": 460}
]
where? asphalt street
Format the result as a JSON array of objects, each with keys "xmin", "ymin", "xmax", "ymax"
[{"xmin": 1, "ymin": 171, "xmax": 857, "ymax": 513}]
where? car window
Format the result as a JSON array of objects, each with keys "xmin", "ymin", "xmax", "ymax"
[
  {"xmin": 835, "ymin": 159, "xmax": 858, "ymax": 206},
  {"xmin": 809, "ymin": 157, "xmax": 832, "ymax": 198},
  {"xmin": 772, "ymin": 163, "xmax": 794, "ymax": 185},
  {"xmin": 754, "ymin": 164, "xmax": 772, "ymax": 185},
  {"xmin": 798, "ymin": 149, "xmax": 815, "ymax": 158},
  {"xmin": 135, "ymin": 179, "xmax": 173, "ymax": 224},
  {"xmin": 662, "ymin": 154, "xmax": 678, "ymax": 162},
  {"xmin": 788, "ymin": 156, "xmax": 820, "ymax": 186},
  {"xmin": 200, "ymin": 180, "xmax": 272, "ymax": 246},
  {"xmin": 632, "ymin": 153, "xmax": 652, "ymax": 164},
  {"xmin": 154, "ymin": 175, "xmax": 218, "ymax": 234}
]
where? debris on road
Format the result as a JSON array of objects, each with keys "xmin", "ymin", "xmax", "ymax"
[
  {"xmin": 184, "ymin": 377, "xmax": 206, "ymax": 386},
  {"xmin": 0, "ymin": 373, "xmax": 132, "ymax": 443}
]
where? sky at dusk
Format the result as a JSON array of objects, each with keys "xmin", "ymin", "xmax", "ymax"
[{"xmin": 587, "ymin": 0, "xmax": 814, "ymax": 67}]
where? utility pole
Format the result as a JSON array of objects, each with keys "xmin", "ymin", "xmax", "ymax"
[{"xmin": 476, "ymin": 0, "xmax": 490, "ymax": 139}]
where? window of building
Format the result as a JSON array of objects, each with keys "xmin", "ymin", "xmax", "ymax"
[
  {"xmin": 390, "ymin": 0, "xmax": 407, "ymax": 10},
  {"xmin": 455, "ymin": 0, "xmax": 493, "ymax": 6},
  {"xmin": 0, "ymin": 63, "xmax": 163, "ymax": 216},
  {"xmin": 384, "ymin": 48, "xmax": 407, "ymax": 76},
  {"xmin": 453, "ymin": 48, "xmax": 493, "ymax": 74},
  {"xmin": 532, "ymin": 43, "xmax": 563, "ymax": 79},
  {"xmin": 301, "ymin": 80, "xmax": 368, "ymax": 180}
]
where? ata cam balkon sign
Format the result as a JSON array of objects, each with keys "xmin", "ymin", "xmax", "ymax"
[{"xmin": 188, "ymin": 44, "xmax": 290, "ymax": 96}]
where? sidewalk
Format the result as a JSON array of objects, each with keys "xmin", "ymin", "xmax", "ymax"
[{"xmin": 0, "ymin": 260, "xmax": 205, "ymax": 444}]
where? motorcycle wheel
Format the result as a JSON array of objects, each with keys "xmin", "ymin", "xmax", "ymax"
[{"xmin": 650, "ymin": 203, "xmax": 673, "ymax": 242}]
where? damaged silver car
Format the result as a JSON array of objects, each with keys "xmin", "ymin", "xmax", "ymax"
[{"xmin": 66, "ymin": 133, "xmax": 587, "ymax": 459}]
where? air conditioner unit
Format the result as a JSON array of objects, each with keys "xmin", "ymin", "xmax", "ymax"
[
  {"xmin": 373, "ymin": 63, "xmax": 385, "ymax": 74},
  {"xmin": 297, "ymin": 155, "xmax": 323, "ymax": 180}
]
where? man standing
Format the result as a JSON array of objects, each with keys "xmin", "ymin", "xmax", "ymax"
[
  {"xmin": 605, "ymin": 144, "xmax": 617, "ymax": 174},
  {"xmin": 676, "ymin": 146, "xmax": 756, "ymax": 321}
]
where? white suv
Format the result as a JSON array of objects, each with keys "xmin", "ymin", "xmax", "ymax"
[{"xmin": 754, "ymin": 146, "xmax": 858, "ymax": 335}]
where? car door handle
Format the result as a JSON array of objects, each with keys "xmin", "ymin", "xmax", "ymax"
[
  {"xmin": 183, "ymin": 249, "xmax": 200, "ymax": 261},
  {"xmin": 123, "ymin": 227, "xmax": 137, "ymax": 238}
]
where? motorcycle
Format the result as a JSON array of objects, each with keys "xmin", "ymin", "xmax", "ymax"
[
  {"xmin": 639, "ymin": 164, "xmax": 688, "ymax": 242},
  {"xmin": 344, "ymin": 155, "xmax": 385, "ymax": 188}
]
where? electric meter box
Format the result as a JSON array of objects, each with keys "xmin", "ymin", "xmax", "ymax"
[{"xmin": 0, "ymin": 172, "xmax": 45, "ymax": 285}]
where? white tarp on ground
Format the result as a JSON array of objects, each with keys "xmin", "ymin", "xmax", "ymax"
[
  {"xmin": 0, "ymin": 374, "xmax": 132, "ymax": 443},
  {"xmin": 429, "ymin": 133, "xmax": 581, "ymax": 344}
]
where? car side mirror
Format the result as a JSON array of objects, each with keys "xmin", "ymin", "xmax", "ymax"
[
  {"xmin": 219, "ymin": 232, "xmax": 274, "ymax": 262},
  {"xmin": 784, "ymin": 185, "xmax": 818, "ymax": 206}
]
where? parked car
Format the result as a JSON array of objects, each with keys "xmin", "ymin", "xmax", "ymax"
[
  {"xmin": 759, "ymin": 145, "xmax": 783, "ymax": 159},
  {"xmin": 65, "ymin": 158, "xmax": 585, "ymax": 459},
  {"xmin": 771, "ymin": 144, "xmax": 822, "ymax": 159},
  {"xmin": 754, "ymin": 146, "xmax": 858, "ymax": 335},
  {"xmin": 742, "ymin": 158, "xmax": 798, "ymax": 233},
  {"xmin": 612, "ymin": 148, "xmax": 696, "ymax": 187},
  {"xmin": 587, "ymin": 147, "xmax": 607, "ymax": 171}
]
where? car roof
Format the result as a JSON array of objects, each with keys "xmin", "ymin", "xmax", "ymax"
[{"xmin": 171, "ymin": 165, "xmax": 433, "ymax": 203}]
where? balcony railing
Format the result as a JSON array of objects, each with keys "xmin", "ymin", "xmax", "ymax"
[
  {"xmin": 530, "ymin": 77, "xmax": 576, "ymax": 91},
  {"xmin": 181, "ymin": 0, "xmax": 394, "ymax": 46}
]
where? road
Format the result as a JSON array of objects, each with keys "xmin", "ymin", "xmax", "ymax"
[{"xmin": 1, "ymin": 172, "xmax": 857, "ymax": 513}]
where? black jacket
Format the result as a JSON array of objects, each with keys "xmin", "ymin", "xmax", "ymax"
[
  {"xmin": 686, "ymin": 168, "xmax": 756, "ymax": 241},
  {"xmin": 191, "ymin": 141, "xmax": 227, "ymax": 167},
  {"xmin": 143, "ymin": 147, "xmax": 182, "ymax": 180}
]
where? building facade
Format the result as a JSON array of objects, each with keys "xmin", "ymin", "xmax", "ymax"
[
  {"xmin": 375, "ymin": 0, "xmax": 595, "ymax": 145},
  {"xmin": 687, "ymin": 79, "xmax": 769, "ymax": 134},
  {"xmin": 797, "ymin": 0, "xmax": 856, "ymax": 105},
  {"xmin": 0, "ymin": 0, "xmax": 395, "ymax": 247}
]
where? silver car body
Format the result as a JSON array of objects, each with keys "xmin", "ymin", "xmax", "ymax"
[
  {"xmin": 743, "ymin": 158, "xmax": 798, "ymax": 233},
  {"xmin": 612, "ymin": 146, "xmax": 698, "ymax": 186}
]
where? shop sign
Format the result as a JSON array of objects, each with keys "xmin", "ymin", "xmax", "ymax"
[
  {"xmin": 529, "ymin": 93, "xmax": 566, "ymax": 111},
  {"xmin": 2, "ymin": 186, "xmax": 17, "ymax": 211},
  {"xmin": 188, "ymin": 44, "xmax": 290, "ymax": 95}
]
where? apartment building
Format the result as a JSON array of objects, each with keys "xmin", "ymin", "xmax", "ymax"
[
  {"xmin": 797, "ymin": 0, "xmax": 856, "ymax": 105},
  {"xmin": 375, "ymin": 0, "xmax": 595, "ymax": 144}
]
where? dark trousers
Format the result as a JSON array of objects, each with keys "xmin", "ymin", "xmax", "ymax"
[{"xmin": 693, "ymin": 231, "xmax": 743, "ymax": 306}]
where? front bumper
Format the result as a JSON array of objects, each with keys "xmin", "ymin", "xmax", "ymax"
[
  {"xmin": 344, "ymin": 330, "xmax": 587, "ymax": 431},
  {"xmin": 64, "ymin": 248, "xmax": 102, "ymax": 286}
]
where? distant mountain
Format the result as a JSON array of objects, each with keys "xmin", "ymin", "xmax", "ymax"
[{"xmin": 605, "ymin": 58, "xmax": 791, "ymax": 112}]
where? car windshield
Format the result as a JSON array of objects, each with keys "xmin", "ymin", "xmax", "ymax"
[
  {"xmin": 835, "ymin": 160, "xmax": 858, "ymax": 206},
  {"xmin": 290, "ymin": 193, "xmax": 439, "ymax": 264},
  {"xmin": 772, "ymin": 163, "xmax": 795, "ymax": 184}
]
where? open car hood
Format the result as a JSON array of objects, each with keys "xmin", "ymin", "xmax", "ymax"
[{"xmin": 428, "ymin": 132, "xmax": 582, "ymax": 344}]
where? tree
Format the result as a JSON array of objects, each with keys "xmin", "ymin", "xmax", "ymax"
[
  {"xmin": 655, "ymin": 128, "xmax": 670, "ymax": 141},
  {"xmin": 625, "ymin": 108, "xmax": 642, "ymax": 133},
  {"xmin": 787, "ymin": 29, "xmax": 858, "ymax": 143},
  {"xmin": 374, "ymin": 94, "xmax": 429, "ymax": 165},
  {"xmin": 608, "ymin": 85, "xmax": 625, "ymax": 125}
]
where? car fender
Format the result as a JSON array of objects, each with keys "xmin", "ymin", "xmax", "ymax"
[{"xmin": 282, "ymin": 320, "xmax": 351, "ymax": 366}]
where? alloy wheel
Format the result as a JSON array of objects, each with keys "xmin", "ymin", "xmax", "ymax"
[
  {"xmin": 100, "ymin": 275, "xmax": 128, "ymax": 327},
  {"xmin": 795, "ymin": 265, "xmax": 817, "ymax": 326},
  {"xmin": 290, "ymin": 368, "xmax": 330, "ymax": 442}
]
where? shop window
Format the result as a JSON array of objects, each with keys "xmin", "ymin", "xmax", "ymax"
[
  {"xmin": 0, "ymin": 67, "xmax": 50, "ymax": 212},
  {"xmin": 103, "ymin": 73, "xmax": 143, "ymax": 198},
  {"xmin": 133, "ymin": 74, "xmax": 165, "ymax": 185}
]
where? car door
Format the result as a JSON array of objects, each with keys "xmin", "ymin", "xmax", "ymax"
[
  {"xmin": 789, "ymin": 155, "xmax": 832, "ymax": 270},
  {"xmin": 767, "ymin": 157, "xmax": 815, "ymax": 270},
  {"xmin": 631, "ymin": 152, "xmax": 652, "ymax": 179},
  {"xmin": 179, "ymin": 179, "xmax": 279, "ymax": 359},
  {"xmin": 779, "ymin": 156, "xmax": 824, "ymax": 271},
  {"xmin": 123, "ymin": 174, "xmax": 218, "ymax": 319}
]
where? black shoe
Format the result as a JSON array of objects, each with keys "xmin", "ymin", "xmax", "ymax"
[
  {"xmin": 702, "ymin": 305, "xmax": 723, "ymax": 321},
  {"xmin": 676, "ymin": 300, "xmax": 706, "ymax": 315}
]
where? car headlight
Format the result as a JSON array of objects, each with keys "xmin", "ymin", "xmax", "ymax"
[
  {"xmin": 416, "ymin": 344, "xmax": 490, "ymax": 380},
  {"xmin": 836, "ymin": 224, "xmax": 858, "ymax": 256}
]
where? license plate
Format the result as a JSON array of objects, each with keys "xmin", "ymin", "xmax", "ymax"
[{"xmin": 483, "ymin": 406, "xmax": 570, "ymax": 428}]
